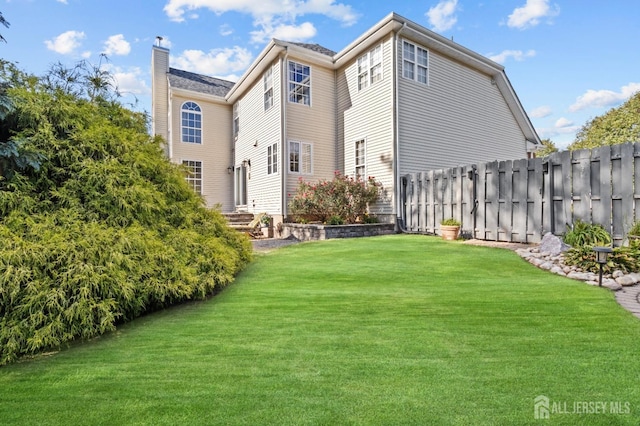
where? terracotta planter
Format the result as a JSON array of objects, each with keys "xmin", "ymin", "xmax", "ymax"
[{"xmin": 440, "ymin": 225, "xmax": 460, "ymax": 241}]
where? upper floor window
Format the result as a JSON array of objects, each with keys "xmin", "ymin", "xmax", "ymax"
[
  {"xmin": 264, "ymin": 67, "xmax": 274, "ymax": 111},
  {"xmin": 181, "ymin": 101, "xmax": 202, "ymax": 144},
  {"xmin": 233, "ymin": 102, "xmax": 239, "ymax": 138},
  {"xmin": 355, "ymin": 139, "xmax": 366, "ymax": 179},
  {"xmin": 182, "ymin": 160, "xmax": 202, "ymax": 194},
  {"xmin": 267, "ymin": 142, "xmax": 278, "ymax": 175},
  {"xmin": 288, "ymin": 61, "xmax": 311, "ymax": 106},
  {"xmin": 402, "ymin": 40, "xmax": 429, "ymax": 85},
  {"xmin": 358, "ymin": 44, "xmax": 383, "ymax": 91},
  {"xmin": 289, "ymin": 140, "xmax": 312, "ymax": 174}
]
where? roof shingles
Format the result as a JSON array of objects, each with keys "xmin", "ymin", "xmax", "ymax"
[{"xmin": 168, "ymin": 68, "xmax": 234, "ymax": 97}]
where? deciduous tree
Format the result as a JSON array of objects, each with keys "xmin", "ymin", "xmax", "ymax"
[{"xmin": 570, "ymin": 91, "xmax": 640, "ymax": 150}]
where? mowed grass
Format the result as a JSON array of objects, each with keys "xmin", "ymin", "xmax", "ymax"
[{"xmin": 1, "ymin": 234, "xmax": 639, "ymax": 425}]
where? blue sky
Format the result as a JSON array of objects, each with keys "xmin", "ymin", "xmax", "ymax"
[{"xmin": 2, "ymin": 0, "xmax": 639, "ymax": 149}]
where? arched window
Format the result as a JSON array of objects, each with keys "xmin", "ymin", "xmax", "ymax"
[{"xmin": 181, "ymin": 101, "xmax": 202, "ymax": 144}]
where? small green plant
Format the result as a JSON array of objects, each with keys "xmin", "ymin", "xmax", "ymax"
[
  {"xmin": 362, "ymin": 214, "xmax": 379, "ymax": 224},
  {"xmin": 327, "ymin": 215, "xmax": 344, "ymax": 225},
  {"xmin": 563, "ymin": 220, "xmax": 611, "ymax": 247},
  {"xmin": 261, "ymin": 214, "xmax": 272, "ymax": 226},
  {"xmin": 629, "ymin": 221, "xmax": 640, "ymax": 237},
  {"xmin": 440, "ymin": 218, "xmax": 461, "ymax": 226}
]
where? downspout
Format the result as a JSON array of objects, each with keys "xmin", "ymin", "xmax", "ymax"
[
  {"xmin": 395, "ymin": 22, "xmax": 407, "ymax": 231},
  {"xmin": 281, "ymin": 49, "xmax": 289, "ymax": 221}
]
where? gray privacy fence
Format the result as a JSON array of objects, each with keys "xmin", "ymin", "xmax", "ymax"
[{"xmin": 401, "ymin": 142, "xmax": 640, "ymax": 246}]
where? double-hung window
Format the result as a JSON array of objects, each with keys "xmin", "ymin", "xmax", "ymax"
[
  {"xmin": 355, "ymin": 139, "xmax": 366, "ymax": 179},
  {"xmin": 358, "ymin": 44, "xmax": 383, "ymax": 91},
  {"xmin": 288, "ymin": 61, "xmax": 311, "ymax": 105},
  {"xmin": 289, "ymin": 141, "xmax": 312, "ymax": 174},
  {"xmin": 264, "ymin": 67, "xmax": 273, "ymax": 111},
  {"xmin": 182, "ymin": 160, "xmax": 202, "ymax": 194},
  {"xmin": 181, "ymin": 101, "xmax": 202, "ymax": 144},
  {"xmin": 402, "ymin": 40, "xmax": 429, "ymax": 85},
  {"xmin": 267, "ymin": 143, "xmax": 278, "ymax": 175}
]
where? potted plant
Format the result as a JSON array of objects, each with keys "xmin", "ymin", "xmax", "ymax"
[
  {"xmin": 440, "ymin": 218, "xmax": 460, "ymax": 241},
  {"xmin": 261, "ymin": 214, "xmax": 273, "ymax": 238}
]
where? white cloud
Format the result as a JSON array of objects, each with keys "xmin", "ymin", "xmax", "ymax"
[
  {"xmin": 555, "ymin": 117, "xmax": 574, "ymax": 128},
  {"xmin": 507, "ymin": 0, "xmax": 559, "ymax": 30},
  {"xmin": 569, "ymin": 83, "xmax": 640, "ymax": 112},
  {"xmin": 250, "ymin": 21, "xmax": 317, "ymax": 44},
  {"xmin": 164, "ymin": 0, "xmax": 358, "ymax": 45},
  {"xmin": 102, "ymin": 34, "xmax": 131, "ymax": 56},
  {"xmin": 487, "ymin": 49, "xmax": 535, "ymax": 64},
  {"xmin": 426, "ymin": 0, "xmax": 459, "ymax": 33},
  {"xmin": 220, "ymin": 24, "xmax": 233, "ymax": 36},
  {"xmin": 172, "ymin": 46, "xmax": 253, "ymax": 77},
  {"xmin": 45, "ymin": 30, "xmax": 87, "ymax": 55},
  {"xmin": 536, "ymin": 118, "xmax": 580, "ymax": 145},
  {"xmin": 154, "ymin": 35, "xmax": 173, "ymax": 49},
  {"xmin": 111, "ymin": 66, "xmax": 150, "ymax": 96},
  {"xmin": 530, "ymin": 105, "xmax": 552, "ymax": 118},
  {"xmin": 164, "ymin": 0, "xmax": 359, "ymax": 24},
  {"xmin": 56, "ymin": 0, "xmax": 68, "ymax": 4}
]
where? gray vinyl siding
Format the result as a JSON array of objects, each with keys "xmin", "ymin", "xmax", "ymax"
[
  {"xmin": 170, "ymin": 93, "xmax": 234, "ymax": 211},
  {"xmin": 396, "ymin": 37, "xmax": 526, "ymax": 175},
  {"xmin": 234, "ymin": 61, "xmax": 282, "ymax": 214},
  {"xmin": 285, "ymin": 59, "xmax": 336, "ymax": 212},
  {"xmin": 339, "ymin": 35, "xmax": 395, "ymax": 215}
]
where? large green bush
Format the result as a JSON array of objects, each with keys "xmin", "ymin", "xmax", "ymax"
[{"xmin": 0, "ymin": 61, "xmax": 251, "ymax": 365}]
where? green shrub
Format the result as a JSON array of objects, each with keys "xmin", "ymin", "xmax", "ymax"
[
  {"xmin": 563, "ymin": 220, "xmax": 611, "ymax": 247},
  {"xmin": 440, "ymin": 218, "xmax": 461, "ymax": 226},
  {"xmin": 288, "ymin": 171, "xmax": 382, "ymax": 224},
  {"xmin": 362, "ymin": 214, "xmax": 379, "ymax": 224},
  {"xmin": 0, "ymin": 62, "xmax": 252, "ymax": 365},
  {"xmin": 327, "ymin": 215, "xmax": 344, "ymax": 225}
]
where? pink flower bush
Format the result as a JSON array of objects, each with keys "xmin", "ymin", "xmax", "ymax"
[{"xmin": 288, "ymin": 172, "xmax": 382, "ymax": 223}]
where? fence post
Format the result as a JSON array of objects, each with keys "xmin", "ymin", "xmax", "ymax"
[{"xmin": 592, "ymin": 146, "xmax": 612, "ymax": 234}]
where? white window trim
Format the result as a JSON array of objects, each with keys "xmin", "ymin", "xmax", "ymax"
[
  {"xmin": 264, "ymin": 67, "xmax": 274, "ymax": 111},
  {"xmin": 287, "ymin": 61, "xmax": 312, "ymax": 106},
  {"xmin": 233, "ymin": 102, "xmax": 240, "ymax": 139},
  {"xmin": 357, "ymin": 44, "xmax": 383, "ymax": 91},
  {"xmin": 402, "ymin": 39, "xmax": 429, "ymax": 86},
  {"xmin": 267, "ymin": 142, "xmax": 278, "ymax": 175},
  {"xmin": 180, "ymin": 101, "xmax": 202, "ymax": 144},
  {"xmin": 288, "ymin": 140, "xmax": 313, "ymax": 175},
  {"xmin": 355, "ymin": 138, "xmax": 366, "ymax": 179},
  {"xmin": 182, "ymin": 159, "xmax": 203, "ymax": 195}
]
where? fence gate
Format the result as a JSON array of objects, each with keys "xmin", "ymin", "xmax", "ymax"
[{"xmin": 401, "ymin": 142, "xmax": 640, "ymax": 246}]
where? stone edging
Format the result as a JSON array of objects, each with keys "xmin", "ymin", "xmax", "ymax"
[
  {"xmin": 281, "ymin": 223, "xmax": 395, "ymax": 242},
  {"xmin": 515, "ymin": 246, "xmax": 640, "ymax": 319},
  {"xmin": 515, "ymin": 246, "xmax": 640, "ymax": 291}
]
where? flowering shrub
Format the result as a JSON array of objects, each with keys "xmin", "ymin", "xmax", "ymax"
[{"xmin": 288, "ymin": 171, "xmax": 382, "ymax": 224}]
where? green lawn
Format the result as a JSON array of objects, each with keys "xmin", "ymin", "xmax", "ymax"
[{"xmin": 1, "ymin": 234, "xmax": 639, "ymax": 425}]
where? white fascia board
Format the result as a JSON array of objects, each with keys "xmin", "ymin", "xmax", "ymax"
[
  {"xmin": 495, "ymin": 72, "xmax": 541, "ymax": 144},
  {"xmin": 226, "ymin": 41, "xmax": 285, "ymax": 103},
  {"xmin": 334, "ymin": 13, "xmax": 400, "ymax": 68},
  {"xmin": 171, "ymin": 87, "xmax": 229, "ymax": 106}
]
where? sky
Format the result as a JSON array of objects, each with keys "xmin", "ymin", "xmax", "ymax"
[{"xmin": 2, "ymin": 0, "xmax": 639, "ymax": 149}]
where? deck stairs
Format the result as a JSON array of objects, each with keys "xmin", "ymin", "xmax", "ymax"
[{"xmin": 223, "ymin": 212, "xmax": 266, "ymax": 238}]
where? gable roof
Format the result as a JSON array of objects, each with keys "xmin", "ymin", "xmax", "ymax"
[
  {"xmin": 168, "ymin": 68, "xmax": 235, "ymax": 97},
  {"xmin": 284, "ymin": 41, "xmax": 336, "ymax": 57}
]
